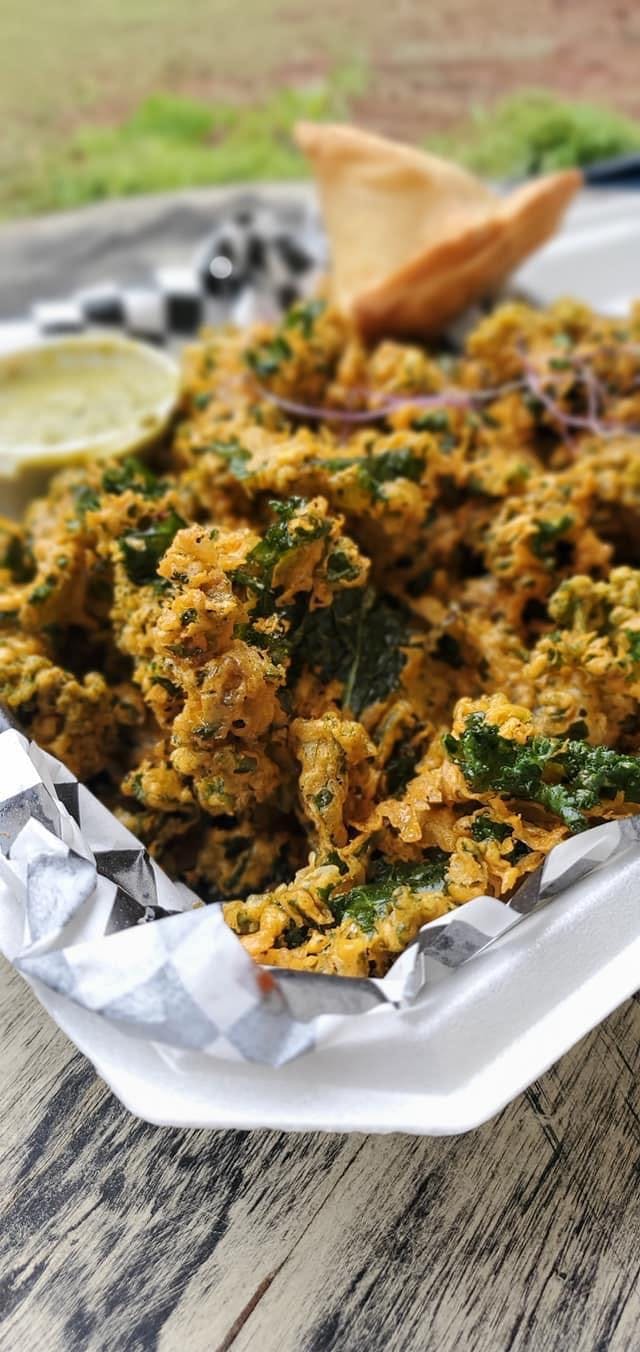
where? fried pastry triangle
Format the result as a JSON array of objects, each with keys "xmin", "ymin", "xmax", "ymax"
[{"xmin": 295, "ymin": 121, "xmax": 582, "ymax": 338}]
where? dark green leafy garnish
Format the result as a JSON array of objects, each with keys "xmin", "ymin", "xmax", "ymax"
[
  {"xmin": 245, "ymin": 334, "xmax": 292, "ymax": 378},
  {"xmin": 232, "ymin": 498, "xmax": 330, "ymax": 615},
  {"xmin": 72, "ymin": 484, "xmax": 100, "ymax": 518},
  {"xmin": 470, "ymin": 814, "xmax": 512, "ymax": 843},
  {"xmin": 625, "ymin": 630, "xmax": 640, "ymax": 663},
  {"xmin": 101, "ymin": 456, "xmax": 163, "ymax": 497},
  {"xmin": 326, "ymin": 549, "xmax": 360, "ymax": 583},
  {"xmin": 297, "ymin": 587, "xmax": 408, "ymax": 716},
  {"xmin": 531, "ymin": 515, "xmax": 574, "ymax": 560},
  {"xmin": 208, "ymin": 437, "xmax": 252, "ymax": 479},
  {"xmin": 119, "ymin": 510, "xmax": 186, "ymax": 585},
  {"xmin": 412, "ymin": 410, "xmax": 450, "ymax": 432},
  {"xmin": 319, "ymin": 447, "xmax": 423, "ymax": 497},
  {"xmin": 325, "ymin": 849, "xmax": 348, "ymax": 876},
  {"xmin": 313, "ymin": 788, "xmax": 334, "ymax": 812},
  {"xmin": 3, "ymin": 534, "xmax": 35, "ymax": 583},
  {"xmin": 284, "ymin": 298, "xmax": 326, "ymax": 338},
  {"xmin": 331, "ymin": 850, "xmax": 449, "ymax": 934},
  {"xmin": 445, "ymin": 712, "xmax": 640, "ymax": 831},
  {"xmin": 357, "ymin": 447, "xmax": 424, "ymax": 500},
  {"xmin": 285, "ymin": 923, "xmax": 310, "ymax": 949},
  {"xmin": 235, "ymin": 620, "xmax": 292, "ymax": 667}
]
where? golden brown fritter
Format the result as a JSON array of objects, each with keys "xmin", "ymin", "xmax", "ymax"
[{"xmin": 4, "ymin": 296, "xmax": 640, "ymax": 975}]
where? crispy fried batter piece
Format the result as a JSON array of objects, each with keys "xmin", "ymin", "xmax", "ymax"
[{"xmin": 4, "ymin": 297, "xmax": 640, "ymax": 975}]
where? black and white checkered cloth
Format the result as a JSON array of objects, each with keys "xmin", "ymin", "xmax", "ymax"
[{"xmin": 21, "ymin": 195, "xmax": 326, "ymax": 349}]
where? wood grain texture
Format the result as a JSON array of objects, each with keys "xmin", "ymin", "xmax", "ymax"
[{"xmin": 2, "ymin": 957, "xmax": 639, "ymax": 1352}]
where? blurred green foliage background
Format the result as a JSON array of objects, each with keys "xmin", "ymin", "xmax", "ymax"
[{"xmin": 2, "ymin": 0, "xmax": 640, "ymax": 219}]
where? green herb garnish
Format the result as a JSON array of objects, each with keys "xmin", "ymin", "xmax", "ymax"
[
  {"xmin": 245, "ymin": 334, "xmax": 293, "ymax": 378},
  {"xmin": 531, "ymin": 515, "xmax": 574, "ymax": 560},
  {"xmin": 3, "ymin": 535, "xmax": 35, "ymax": 583},
  {"xmin": 209, "ymin": 437, "xmax": 252, "ymax": 479},
  {"xmin": 470, "ymin": 814, "xmax": 513, "ymax": 843},
  {"xmin": 625, "ymin": 630, "xmax": 640, "ymax": 663},
  {"xmin": 297, "ymin": 587, "xmax": 408, "ymax": 716},
  {"xmin": 331, "ymin": 850, "xmax": 449, "ymax": 933},
  {"xmin": 284, "ymin": 298, "xmax": 326, "ymax": 338},
  {"xmin": 72, "ymin": 484, "xmax": 100, "ymax": 518},
  {"xmin": 119, "ymin": 510, "xmax": 185, "ymax": 585},
  {"xmin": 326, "ymin": 549, "xmax": 360, "ymax": 583},
  {"xmin": 357, "ymin": 447, "xmax": 424, "ymax": 500},
  {"xmin": 445, "ymin": 712, "xmax": 640, "ymax": 832},
  {"xmin": 101, "ymin": 456, "xmax": 162, "ymax": 497},
  {"xmin": 232, "ymin": 498, "xmax": 330, "ymax": 614}
]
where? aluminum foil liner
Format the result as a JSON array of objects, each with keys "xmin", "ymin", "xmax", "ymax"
[{"xmin": 1, "ymin": 719, "xmax": 638, "ymax": 1069}]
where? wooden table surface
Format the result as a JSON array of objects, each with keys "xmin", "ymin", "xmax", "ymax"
[
  {"xmin": 1, "ymin": 190, "xmax": 640, "ymax": 1352},
  {"xmin": 2, "ymin": 963, "xmax": 639, "ymax": 1352}
]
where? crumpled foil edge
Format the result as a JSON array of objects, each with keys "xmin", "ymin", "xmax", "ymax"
[{"xmin": 1, "ymin": 719, "xmax": 638, "ymax": 1067}]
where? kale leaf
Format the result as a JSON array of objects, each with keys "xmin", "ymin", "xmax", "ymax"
[
  {"xmin": 470, "ymin": 813, "xmax": 513, "ymax": 842},
  {"xmin": 119, "ymin": 510, "xmax": 186, "ymax": 585},
  {"xmin": 101, "ymin": 456, "xmax": 163, "ymax": 497},
  {"xmin": 232, "ymin": 498, "xmax": 330, "ymax": 616},
  {"xmin": 531, "ymin": 514, "xmax": 574, "ymax": 561},
  {"xmin": 319, "ymin": 446, "xmax": 424, "ymax": 497},
  {"xmin": 445, "ymin": 712, "xmax": 640, "ymax": 832},
  {"xmin": 326, "ymin": 549, "xmax": 361, "ymax": 582},
  {"xmin": 208, "ymin": 437, "xmax": 252, "ymax": 480},
  {"xmin": 296, "ymin": 587, "xmax": 408, "ymax": 716},
  {"xmin": 625, "ymin": 629, "xmax": 640, "ymax": 663},
  {"xmin": 245, "ymin": 334, "xmax": 292, "ymax": 378},
  {"xmin": 357, "ymin": 447, "xmax": 424, "ymax": 499},
  {"xmin": 412, "ymin": 410, "xmax": 450, "ymax": 432},
  {"xmin": 331, "ymin": 850, "xmax": 449, "ymax": 934},
  {"xmin": 3, "ymin": 534, "xmax": 35, "ymax": 583},
  {"xmin": 284, "ymin": 298, "xmax": 326, "ymax": 338},
  {"xmin": 72, "ymin": 484, "xmax": 101, "ymax": 518},
  {"xmin": 284, "ymin": 923, "xmax": 311, "ymax": 948}
]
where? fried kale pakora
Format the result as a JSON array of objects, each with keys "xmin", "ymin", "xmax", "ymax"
[{"xmin": 3, "ymin": 296, "xmax": 640, "ymax": 976}]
